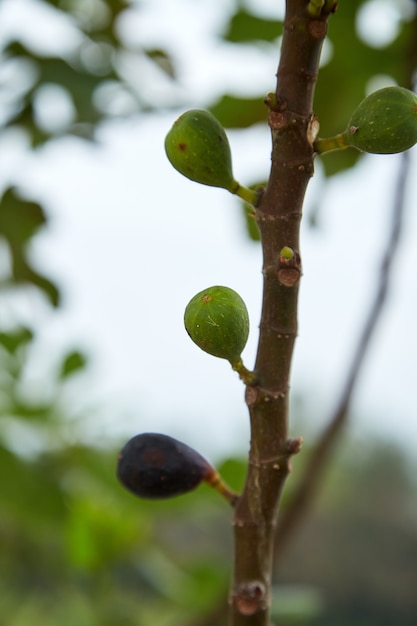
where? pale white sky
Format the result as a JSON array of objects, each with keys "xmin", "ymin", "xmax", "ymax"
[{"xmin": 1, "ymin": 0, "xmax": 416, "ymax": 462}]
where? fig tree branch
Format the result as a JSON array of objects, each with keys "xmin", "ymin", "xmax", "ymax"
[{"xmin": 230, "ymin": 2, "xmax": 333, "ymax": 624}]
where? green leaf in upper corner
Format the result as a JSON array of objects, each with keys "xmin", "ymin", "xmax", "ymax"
[
  {"xmin": 222, "ymin": 9, "xmax": 282, "ymax": 43},
  {"xmin": 59, "ymin": 350, "xmax": 88, "ymax": 380},
  {"xmin": 209, "ymin": 95, "xmax": 267, "ymax": 128}
]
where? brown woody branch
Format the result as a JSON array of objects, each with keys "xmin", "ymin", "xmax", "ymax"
[{"xmin": 230, "ymin": 2, "xmax": 333, "ymax": 625}]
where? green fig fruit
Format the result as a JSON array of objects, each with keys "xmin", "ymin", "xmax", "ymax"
[
  {"xmin": 345, "ymin": 86, "xmax": 417, "ymax": 154},
  {"xmin": 165, "ymin": 109, "xmax": 238, "ymax": 191},
  {"xmin": 184, "ymin": 285, "xmax": 249, "ymax": 365}
]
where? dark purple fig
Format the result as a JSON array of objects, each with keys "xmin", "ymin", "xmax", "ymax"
[
  {"xmin": 117, "ymin": 433, "xmax": 239, "ymax": 504},
  {"xmin": 117, "ymin": 433, "xmax": 213, "ymax": 499}
]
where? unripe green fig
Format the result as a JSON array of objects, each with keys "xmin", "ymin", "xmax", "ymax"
[
  {"xmin": 345, "ymin": 86, "xmax": 417, "ymax": 154},
  {"xmin": 117, "ymin": 433, "xmax": 213, "ymax": 499},
  {"xmin": 184, "ymin": 285, "xmax": 249, "ymax": 365},
  {"xmin": 165, "ymin": 109, "xmax": 238, "ymax": 191}
]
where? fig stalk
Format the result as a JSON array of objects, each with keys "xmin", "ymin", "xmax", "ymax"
[{"xmin": 314, "ymin": 132, "xmax": 350, "ymax": 154}]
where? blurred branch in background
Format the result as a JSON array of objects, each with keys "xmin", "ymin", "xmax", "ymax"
[{"xmin": 274, "ymin": 145, "xmax": 412, "ymax": 558}]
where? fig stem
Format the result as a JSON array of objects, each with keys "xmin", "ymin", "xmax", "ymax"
[
  {"xmin": 205, "ymin": 469, "xmax": 240, "ymax": 507},
  {"xmin": 314, "ymin": 131, "xmax": 350, "ymax": 154},
  {"xmin": 231, "ymin": 358, "xmax": 257, "ymax": 385},
  {"xmin": 231, "ymin": 183, "xmax": 260, "ymax": 207}
]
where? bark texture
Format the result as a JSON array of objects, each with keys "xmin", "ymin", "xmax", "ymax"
[{"xmin": 230, "ymin": 3, "xmax": 333, "ymax": 624}]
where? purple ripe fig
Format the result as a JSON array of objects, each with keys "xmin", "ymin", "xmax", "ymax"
[{"xmin": 117, "ymin": 433, "xmax": 214, "ymax": 499}]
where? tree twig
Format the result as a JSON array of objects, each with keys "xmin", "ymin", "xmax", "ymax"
[{"xmin": 230, "ymin": 3, "xmax": 333, "ymax": 624}]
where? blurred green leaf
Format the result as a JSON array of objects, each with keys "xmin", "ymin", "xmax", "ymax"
[
  {"xmin": 145, "ymin": 48, "xmax": 176, "ymax": 79},
  {"xmin": 236, "ymin": 182, "xmax": 266, "ymax": 243},
  {"xmin": 222, "ymin": 9, "xmax": 282, "ymax": 43},
  {"xmin": 0, "ymin": 445, "xmax": 67, "ymax": 530},
  {"xmin": 2, "ymin": 0, "xmax": 177, "ymax": 145},
  {"xmin": 241, "ymin": 201, "xmax": 261, "ymax": 241},
  {"xmin": 10, "ymin": 253, "xmax": 60, "ymax": 307},
  {"xmin": 0, "ymin": 187, "xmax": 60, "ymax": 306},
  {"xmin": 7, "ymin": 402, "xmax": 54, "ymax": 421},
  {"xmin": 5, "ymin": 41, "xmax": 110, "ymax": 133},
  {"xmin": 65, "ymin": 494, "xmax": 143, "ymax": 571},
  {"xmin": 0, "ymin": 187, "xmax": 46, "ymax": 245},
  {"xmin": 217, "ymin": 456, "xmax": 247, "ymax": 492},
  {"xmin": 0, "ymin": 327, "xmax": 33, "ymax": 355},
  {"xmin": 317, "ymin": 146, "xmax": 361, "ymax": 178},
  {"xmin": 59, "ymin": 350, "xmax": 88, "ymax": 380},
  {"xmin": 210, "ymin": 95, "xmax": 267, "ymax": 128},
  {"xmin": 6, "ymin": 102, "xmax": 52, "ymax": 147}
]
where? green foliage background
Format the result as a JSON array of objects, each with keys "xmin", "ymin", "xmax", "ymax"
[{"xmin": 1, "ymin": 1, "xmax": 417, "ymax": 624}]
